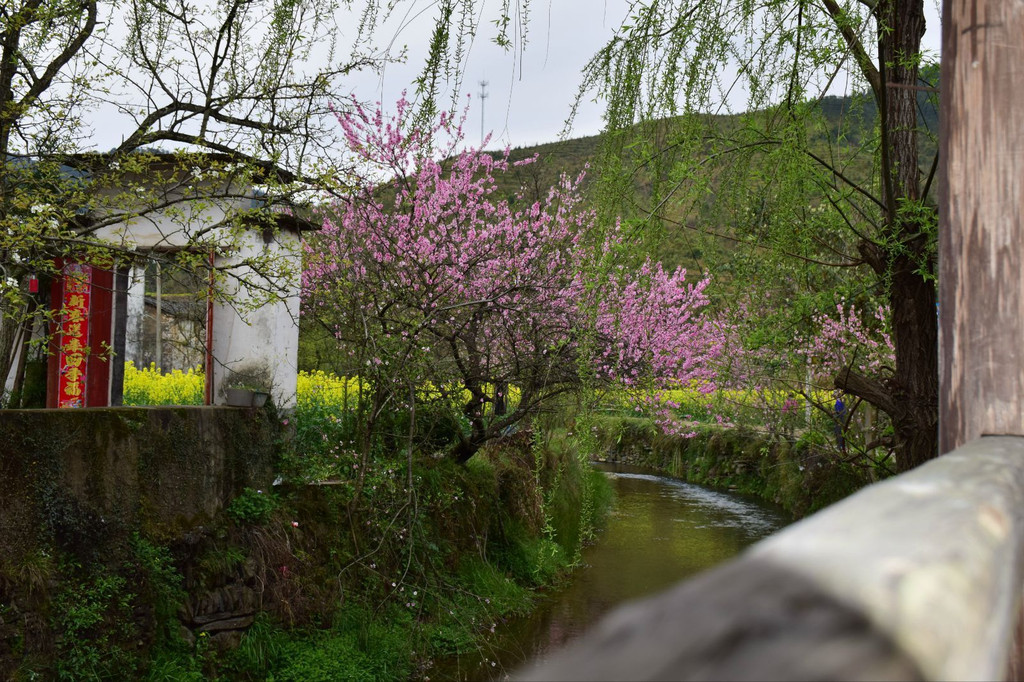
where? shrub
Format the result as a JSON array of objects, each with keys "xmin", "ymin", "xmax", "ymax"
[{"xmin": 227, "ymin": 488, "xmax": 279, "ymax": 525}]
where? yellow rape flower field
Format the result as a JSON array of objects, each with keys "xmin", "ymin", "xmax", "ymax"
[
  {"xmin": 297, "ymin": 370, "xmax": 364, "ymax": 410},
  {"xmin": 122, "ymin": 362, "xmax": 205, "ymax": 406},
  {"xmin": 124, "ymin": 364, "xmax": 827, "ymax": 430},
  {"xmin": 124, "ymin": 365, "xmax": 368, "ymax": 409}
]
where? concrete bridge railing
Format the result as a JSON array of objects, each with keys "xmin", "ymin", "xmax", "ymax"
[{"xmin": 517, "ymin": 436, "xmax": 1024, "ymax": 681}]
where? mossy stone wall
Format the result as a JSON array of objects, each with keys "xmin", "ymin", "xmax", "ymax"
[
  {"xmin": 590, "ymin": 415, "xmax": 873, "ymax": 517},
  {"xmin": 0, "ymin": 407, "xmax": 278, "ymax": 563}
]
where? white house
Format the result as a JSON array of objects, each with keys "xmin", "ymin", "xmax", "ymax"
[{"xmin": 4, "ymin": 154, "xmax": 314, "ymax": 409}]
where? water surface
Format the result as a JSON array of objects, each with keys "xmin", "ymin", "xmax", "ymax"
[{"xmin": 433, "ymin": 463, "xmax": 789, "ymax": 680}]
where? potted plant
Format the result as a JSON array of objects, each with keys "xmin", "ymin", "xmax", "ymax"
[{"xmin": 222, "ymin": 364, "xmax": 273, "ymax": 407}]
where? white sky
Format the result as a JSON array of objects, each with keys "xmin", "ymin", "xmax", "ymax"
[
  {"xmin": 341, "ymin": 0, "xmax": 635, "ymax": 150},
  {"xmin": 346, "ymin": 0, "xmax": 942, "ymax": 151},
  {"xmin": 87, "ymin": 0, "xmax": 944, "ymax": 154},
  {"xmin": 342, "ymin": 0, "xmax": 943, "ymax": 151}
]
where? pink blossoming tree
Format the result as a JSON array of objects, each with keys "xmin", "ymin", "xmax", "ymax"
[
  {"xmin": 303, "ymin": 98, "xmax": 723, "ymax": 463},
  {"xmin": 799, "ymin": 301, "xmax": 895, "ymax": 392}
]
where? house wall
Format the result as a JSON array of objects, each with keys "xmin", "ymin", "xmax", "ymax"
[
  {"xmin": 92, "ymin": 188, "xmax": 302, "ymax": 408},
  {"xmin": 3, "ymin": 166, "xmax": 307, "ymax": 410},
  {"xmin": 212, "ymin": 231, "xmax": 301, "ymax": 409},
  {"xmin": 124, "ymin": 266, "xmax": 146, "ymax": 364},
  {"xmin": 93, "ymin": 186, "xmax": 242, "ymax": 250}
]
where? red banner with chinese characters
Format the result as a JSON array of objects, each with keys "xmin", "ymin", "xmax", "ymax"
[{"xmin": 58, "ymin": 263, "xmax": 92, "ymax": 408}]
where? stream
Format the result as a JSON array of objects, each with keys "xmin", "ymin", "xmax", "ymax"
[{"xmin": 431, "ymin": 462, "xmax": 790, "ymax": 681}]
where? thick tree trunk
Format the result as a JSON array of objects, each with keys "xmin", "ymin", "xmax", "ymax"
[
  {"xmin": 838, "ymin": 0, "xmax": 938, "ymax": 472},
  {"xmin": 880, "ymin": 0, "xmax": 938, "ymax": 471},
  {"xmin": 0, "ymin": 315, "xmax": 19, "ymax": 400},
  {"xmin": 877, "ymin": 0, "xmax": 927, "ymax": 205},
  {"xmin": 452, "ymin": 439, "xmax": 479, "ymax": 465},
  {"xmin": 888, "ymin": 263, "xmax": 939, "ymax": 471}
]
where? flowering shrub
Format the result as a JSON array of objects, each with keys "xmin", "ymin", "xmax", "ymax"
[
  {"xmin": 303, "ymin": 97, "xmax": 723, "ymax": 461},
  {"xmin": 122, "ymin": 361, "xmax": 204, "ymax": 406},
  {"xmin": 288, "ymin": 371, "xmax": 364, "ymax": 483},
  {"xmin": 798, "ymin": 301, "xmax": 894, "ymax": 381}
]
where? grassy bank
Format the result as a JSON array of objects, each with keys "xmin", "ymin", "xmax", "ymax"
[
  {"xmin": 590, "ymin": 414, "xmax": 876, "ymax": 517},
  {"xmin": 1, "ymin": 411, "xmax": 612, "ymax": 681}
]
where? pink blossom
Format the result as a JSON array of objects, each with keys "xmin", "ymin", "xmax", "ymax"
[
  {"xmin": 303, "ymin": 97, "xmax": 724, "ymax": 452},
  {"xmin": 797, "ymin": 301, "xmax": 894, "ymax": 382}
]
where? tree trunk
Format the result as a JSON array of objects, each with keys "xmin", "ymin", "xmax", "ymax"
[
  {"xmin": 0, "ymin": 315, "xmax": 19, "ymax": 401},
  {"xmin": 837, "ymin": 0, "xmax": 938, "ymax": 472},
  {"xmin": 452, "ymin": 439, "xmax": 479, "ymax": 465},
  {"xmin": 888, "ymin": 263, "xmax": 938, "ymax": 471}
]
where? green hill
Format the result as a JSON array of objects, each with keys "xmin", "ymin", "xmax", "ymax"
[{"xmin": 485, "ymin": 85, "xmax": 939, "ymax": 279}]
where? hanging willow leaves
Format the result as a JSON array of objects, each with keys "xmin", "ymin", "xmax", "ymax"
[{"xmin": 576, "ymin": 0, "xmax": 938, "ymax": 471}]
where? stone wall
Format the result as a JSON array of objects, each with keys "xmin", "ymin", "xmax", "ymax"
[
  {"xmin": 589, "ymin": 415, "xmax": 874, "ymax": 517},
  {"xmin": 0, "ymin": 406, "xmax": 278, "ymax": 562}
]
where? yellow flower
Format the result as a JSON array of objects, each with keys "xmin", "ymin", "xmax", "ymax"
[{"xmin": 122, "ymin": 360, "xmax": 204, "ymax": 405}]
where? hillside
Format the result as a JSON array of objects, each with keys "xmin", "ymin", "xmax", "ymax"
[{"xmin": 486, "ymin": 87, "xmax": 939, "ymax": 278}]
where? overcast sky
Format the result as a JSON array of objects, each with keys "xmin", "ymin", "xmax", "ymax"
[
  {"xmin": 341, "ymin": 0, "xmax": 635, "ymax": 150},
  {"xmin": 343, "ymin": 0, "xmax": 943, "ymax": 152},
  {"xmin": 87, "ymin": 0, "xmax": 943, "ymax": 154}
]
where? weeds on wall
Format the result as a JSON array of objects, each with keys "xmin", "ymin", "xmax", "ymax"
[
  {"xmin": 227, "ymin": 488, "xmax": 279, "ymax": 525},
  {"xmin": 3, "ymin": 540, "xmax": 179, "ymax": 681},
  {"xmin": 1, "ymin": 367, "xmax": 614, "ymax": 681},
  {"xmin": 591, "ymin": 414, "xmax": 873, "ymax": 517},
  {"xmin": 52, "ymin": 568, "xmax": 136, "ymax": 679}
]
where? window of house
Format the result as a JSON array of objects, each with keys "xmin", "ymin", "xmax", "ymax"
[
  {"xmin": 137, "ymin": 261, "xmax": 208, "ymax": 371},
  {"xmin": 121, "ymin": 257, "xmax": 211, "ymax": 405}
]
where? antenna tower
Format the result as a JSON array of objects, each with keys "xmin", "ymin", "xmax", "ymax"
[{"xmin": 478, "ymin": 80, "xmax": 489, "ymax": 147}]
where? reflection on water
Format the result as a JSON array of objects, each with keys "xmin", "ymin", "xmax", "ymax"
[{"xmin": 432, "ymin": 463, "xmax": 789, "ymax": 681}]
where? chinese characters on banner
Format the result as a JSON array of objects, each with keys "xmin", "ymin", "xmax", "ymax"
[{"xmin": 58, "ymin": 263, "xmax": 92, "ymax": 408}]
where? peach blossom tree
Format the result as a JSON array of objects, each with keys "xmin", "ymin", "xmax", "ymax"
[{"xmin": 303, "ymin": 98, "xmax": 723, "ymax": 462}]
